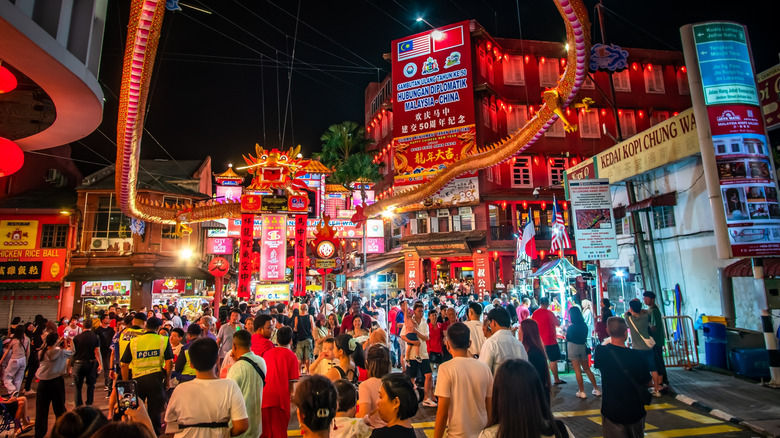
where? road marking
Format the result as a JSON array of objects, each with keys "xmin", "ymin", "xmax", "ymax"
[
  {"xmin": 587, "ymin": 416, "xmax": 657, "ymax": 430},
  {"xmin": 643, "ymin": 424, "xmax": 741, "ymax": 437},
  {"xmin": 666, "ymin": 409, "xmax": 722, "ymax": 424},
  {"xmin": 413, "ymin": 421, "xmax": 435, "ymax": 428},
  {"xmin": 555, "ymin": 403, "xmax": 675, "ymax": 418}
]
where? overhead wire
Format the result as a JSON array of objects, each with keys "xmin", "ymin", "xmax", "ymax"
[
  {"xmin": 364, "ymin": 1, "xmax": 413, "ymax": 31},
  {"xmin": 600, "ymin": 6, "xmax": 679, "ymax": 51},
  {"xmin": 281, "ymin": 0, "xmax": 302, "ymax": 148}
]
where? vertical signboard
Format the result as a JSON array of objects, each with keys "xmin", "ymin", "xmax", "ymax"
[
  {"xmin": 684, "ymin": 22, "xmax": 780, "ymax": 257},
  {"xmin": 391, "ymin": 20, "xmax": 476, "ymax": 186},
  {"xmin": 569, "ymin": 179, "xmax": 618, "ymax": 260},
  {"xmin": 404, "ymin": 254, "xmax": 421, "ymax": 292},
  {"xmin": 260, "ymin": 214, "xmax": 287, "ymax": 281},
  {"xmin": 473, "ymin": 252, "xmax": 492, "ymax": 297},
  {"xmin": 238, "ymin": 214, "xmax": 254, "ymax": 298},
  {"xmin": 293, "ymin": 215, "xmax": 307, "ymax": 297}
]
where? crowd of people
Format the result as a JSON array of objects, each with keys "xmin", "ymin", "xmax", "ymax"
[{"xmin": 0, "ymin": 286, "xmax": 668, "ymax": 438}]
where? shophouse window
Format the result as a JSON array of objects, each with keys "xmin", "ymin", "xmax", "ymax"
[
  {"xmin": 677, "ymin": 69, "xmax": 690, "ymax": 95},
  {"xmin": 539, "ymin": 58, "xmax": 560, "ymax": 87},
  {"xmin": 90, "ymin": 194, "xmax": 132, "ymax": 239},
  {"xmin": 643, "ymin": 64, "xmax": 665, "ymax": 94},
  {"xmin": 612, "ymin": 69, "xmax": 631, "ymax": 92},
  {"xmin": 653, "ymin": 206, "xmax": 676, "ymax": 229},
  {"xmin": 455, "ymin": 213, "xmax": 474, "ymax": 231},
  {"xmin": 507, "ymin": 105, "xmax": 528, "ymax": 135},
  {"xmin": 490, "ymin": 102, "xmax": 498, "ymax": 132},
  {"xmin": 545, "ymin": 118, "xmax": 566, "ymax": 138},
  {"xmin": 619, "ymin": 110, "xmax": 637, "ymax": 138},
  {"xmin": 615, "ymin": 217, "xmax": 625, "ymax": 235},
  {"xmin": 482, "ymin": 99, "xmax": 490, "ymax": 127},
  {"xmin": 381, "ymin": 115, "xmax": 389, "ymax": 137},
  {"xmin": 503, "ymin": 55, "xmax": 525, "ymax": 86},
  {"xmin": 487, "ymin": 55, "xmax": 494, "ymax": 84},
  {"xmin": 511, "ymin": 157, "xmax": 533, "ymax": 188},
  {"xmin": 579, "ymin": 109, "xmax": 600, "ymax": 139},
  {"xmin": 548, "ymin": 157, "xmax": 568, "ymax": 185},
  {"xmin": 493, "ymin": 163, "xmax": 502, "ymax": 185},
  {"xmin": 650, "ymin": 111, "xmax": 670, "ymax": 126},
  {"xmin": 41, "ymin": 224, "xmax": 68, "ymax": 248},
  {"xmin": 478, "ymin": 47, "xmax": 488, "ymax": 78}
]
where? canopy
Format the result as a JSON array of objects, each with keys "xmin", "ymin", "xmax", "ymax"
[{"xmin": 528, "ymin": 258, "xmax": 585, "ymax": 278}]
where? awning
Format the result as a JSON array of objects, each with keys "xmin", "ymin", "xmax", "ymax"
[
  {"xmin": 352, "ymin": 255, "xmax": 404, "ymax": 278},
  {"xmin": 529, "ymin": 258, "xmax": 585, "ymax": 278},
  {"xmin": 201, "ymin": 220, "xmax": 226, "ymax": 229},
  {"xmin": 65, "ymin": 266, "xmax": 212, "ymax": 282},
  {"xmin": 723, "ymin": 258, "xmax": 780, "ymax": 278},
  {"xmin": 625, "ymin": 192, "xmax": 677, "ymax": 213}
]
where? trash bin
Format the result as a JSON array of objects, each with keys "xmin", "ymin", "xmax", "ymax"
[
  {"xmin": 729, "ymin": 348, "xmax": 770, "ymax": 379},
  {"xmin": 703, "ymin": 322, "xmax": 728, "ymax": 368}
]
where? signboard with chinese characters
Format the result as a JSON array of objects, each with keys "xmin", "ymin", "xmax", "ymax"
[
  {"xmin": 0, "ymin": 261, "xmax": 43, "ymax": 280},
  {"xmin": 686, "ymin": 22, "xmax": 780, "ymax": 257},
  {"xmin": 216, "ymin": 185, "xmax": 242, "ymax": 202},
  {"xmin": 0, "ymin": 220, "xmax": 39, "ymax": 250},
  {"xmin": 569, "ymin": 179, "xmax": 618, "ymax": 260},
  {"xmin": 473, "ymin": 252, "xmax": 492, "ymax": 296},
  {"xmin": 255, "ymin": 283, "xmax": 290, "ymax": 302},
  {"xmin": 404, "ymin": 254, "xmax": 421, "ymax": 291},
  {"xmin": 206, "ymin": 238, "xmax": 233, "ymax": 255},
  {"xmin": 757, "ymin": 63, "xmax": 780, "ymax": 130},
  {"xmin": 293, "ymin": 215, "xmax": 307, "ymax": 296},
  {"xmin": 81, "ymin": 280, "xmax": 131, "ymax": 297},
  {"xmin": 399, "ymin": 175, "xmax": 479, "ymax": 212},
  {"xmin": 152, "ymin": 278, "xmax": 186, "ymax": 294},
  {"xmin": 238, "ymin": 214, "xmax": 254, "ymax": 298},
  {"xmin": 0, "ymin": 218, "xmax": 68, "ymax": 283},
  {"xmin": 260, "ymin": 214, "xmax": 287, "ymax": 281},
  {"xmin": 392, "ymin": 20, "xmax": 476, "ymax": 186}
]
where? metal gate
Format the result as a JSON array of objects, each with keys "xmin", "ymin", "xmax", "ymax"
[
  {"xmin": 0, "ymin": 290, "xmax": 61, "ymax": 329},
  {"xmin": 662, "ymin": 315, "xmax": 699, "ymax": 369}
]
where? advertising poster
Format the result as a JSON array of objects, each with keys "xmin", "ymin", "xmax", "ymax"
[
  {"xmin": 255, "ymin": 283, "xmax": 290, "ymax": 302},
  {"xmin": 206, "ymin": 238, "xmax": 233, "ymax": 255},
  {"xmin": 152, "ymin": 278, "xmax": 186, "ymax": 295},
  {"xmin": 366, "ymin": 237, "xmax": 385, "ymax": 254},
  {"xmin": 81, "ymin": 280, "xmax": 131, "ymax": 297},
  {"xmin": 259, "ymin": 214, "xmax": 286, "ymax": 281},
  {"xmin": 569, "ymin": 179, "xmax": 618, "ymax": 260},
  {"xmin": 691, "ymin": 22, "xmax": 780, "ymax": 257},
  {"xmin": 238, "ymin": 214, "xmax": 254, "ymax": 298},
  {"xmin": 399, "ymin": 175, "xmax": 479, "ymax": 212},
  {"xmin": 293, "ymin": 215, "xmax": 307, "ymax": 297},
  {"xmin": 392, "ymin": 20, "xmax": 476, "ymax": 186}
]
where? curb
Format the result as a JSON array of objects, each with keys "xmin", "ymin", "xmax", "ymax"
[{"xmin": 666, "ymin": 388, "xmax": 777, "ymax": 437}]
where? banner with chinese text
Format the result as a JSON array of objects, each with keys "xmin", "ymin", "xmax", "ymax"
[
  {"xmin": 238, "ymin": 214, "xmax": 254, "ymax": 298},
  {"xmin": 259, "ymin": 214, "xmax": 286, "ymax": 281},
  {"xmin": 293, "ymin": 215, "xmax": 307, "ymax": 296}
]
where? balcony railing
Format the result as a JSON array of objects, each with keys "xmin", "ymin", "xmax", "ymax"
[{"xmin": 490, "ymin": 225, "xmax": 514, "ymax": 241}]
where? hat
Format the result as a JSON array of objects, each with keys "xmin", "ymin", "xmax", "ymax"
[
  {"xmin": 133, "ymin": 312, "xmax": 147, "ymax": 322},
  {"xmin": 146, "ymin": 317, "xmax": 163, "ymax": 330},
  {"xmin": 643, "ymin": 291, "xmax": 656, "ymax": 300}
]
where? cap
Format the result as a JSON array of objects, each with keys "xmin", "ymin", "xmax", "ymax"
[
  {"xmin": 643, "ymin": 291, "xmax": 656, "ymax": 300},
  {"xmin": 133, "ymin": 312, "xmax": 147, "ymax": 322},
  {"xmin": 146, "ymin": 317, "xmax": 163, "ymax": 330}
]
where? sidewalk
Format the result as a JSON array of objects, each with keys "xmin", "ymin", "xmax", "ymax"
[{"xmin": 666, "ymin": 367, "xmax": 780, "ymax": 437}]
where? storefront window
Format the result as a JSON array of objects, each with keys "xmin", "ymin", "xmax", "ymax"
[{"xmin": 41, "ymin": 224, "xmax": 67, "ymax": 248}]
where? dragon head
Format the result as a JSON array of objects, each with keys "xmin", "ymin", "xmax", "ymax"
[{"xmin": 241, "ymin": 144, "xmax": 309, "ymax": 190}]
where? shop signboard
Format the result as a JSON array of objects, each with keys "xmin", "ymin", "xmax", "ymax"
[
  {"xmin": 81, "ymin": 280, "xmax": 131, "ymax": 297},
  {"xmin": 216, "ymin": 185, "xmax": 242, "ymax": 202},
  {"xmin": 0, "ymin": 261, "xmax": 43, "ymax": 280},
  {"xmin": 0, "ymin": 218, "xmax": 68, "ymax": 283},
  {"xmin": 404, "ymin": 254, "xmax": 421, "ymax": 291},
  {"xmin": 473, "ymin": 252, "xmax": 492, "ymax": 296},
  {"xmin": 260, "ymin": 196, "xmax": 288, "ymax": 212},
  {"xmin": 685, "ymin": 22, "xmax": 780, "ymax": 257},
  {"xmin": 399, "ymin": 175, "xmax": 479, "ymax": 212},
  {"xmin": 366, "ymin": 219, "xmax": 384, "ymax": 238},
  {"xmin": 366, "ymin": 237, "xmax": 385, "ymax": 254},
  {"xmin": 0, "ymin": 220, "xmax": 38, "ymax": 250},
  {"xmin": 238, "ymin": 214, "xmax": 254, "ymax": 298},
  {"xmin": 255, "ymin": 283, "xmax": 290, "ymax": 302},
  {"xmin": 757, "ymin": 63, "xmax": 780, "ymax": 130},
  {"xmin": 259, "ymin": 214, "xmax": 287, "ymax": 281},
  {"xmin": 293, "ymin": 215, "xmax": 307, "ymax": 296},
  {"xmin": 206, "ymin": 219, "xmax": 229, "ymax": 237},
  {"xmin": 392, "ymin": 20, "xmax": 476, "ymax": 186},
  {"xmin": 206, "ymin": 238, "xmax": 233, "ymax": 255},
  {"xmin": 152, "ymin": 278, "xmax": 186, "ymax": 295},
  {"xmin": 569, "ymin": 179, "xmax": 618, "ymax": 260}
]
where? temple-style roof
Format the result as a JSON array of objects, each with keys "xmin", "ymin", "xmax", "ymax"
[
  {"xmin": 303, "ymin": 160, "xmax": 333, "ymax": 174},
  {"xmin": 325, "ymin": 184, "xmax": 350, "ymax": 193},
  {"xmin": 213, "ymin": 166, "xmax": 243, "ymax": 181}
]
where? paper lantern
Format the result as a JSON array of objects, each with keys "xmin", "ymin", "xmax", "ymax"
[
  {"xmin": 0, "ymin": 138, "xmax": 24, "ymax": 177},
  {"xmin": 0, "ymin": 66, "xmax": 17, "ymax": 93}
]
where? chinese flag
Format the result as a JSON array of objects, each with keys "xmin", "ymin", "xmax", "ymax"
[{"xmin": 433, "ymin": 26, "xmax": 464, "ymax": 52}]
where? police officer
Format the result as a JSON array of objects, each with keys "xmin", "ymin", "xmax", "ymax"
[
  {"xmin": 120, "ymin": 316, "xmax": 173, "ymax": 434},
  {"xmin": 173, "ymin": 323, "xmax": 202, "ymax": 384},
  {"xmin": 107, "ymin": 313, "xmax": 145, "ymax": 417}
]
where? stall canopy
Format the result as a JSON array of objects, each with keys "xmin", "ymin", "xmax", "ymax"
[
  {"xmin": 625, "ymin": 192, "xmax": 677, "ymax": 213},
  {"xmin": 351, "ymin": 255, "xmax": 404, "ymax": 278},
  {"xmin": 529, "ymin": 258, "xmax": 585, "ymax": 278},
  {"xmin": 66, "ymin": 266, "xmax": 211, "ymax": 281},
  {"xmin": 723, "ymin": 258, "xmax": 780, "ymax": 277}
]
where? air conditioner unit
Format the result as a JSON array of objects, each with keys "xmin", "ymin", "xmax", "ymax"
[
  {"xmin": 45, "ymin": 169, "xmax": 61, "ymax": 183},
  {"xmin": 91, "ymin": 238, "xmax": 108, "ymax": 250}
]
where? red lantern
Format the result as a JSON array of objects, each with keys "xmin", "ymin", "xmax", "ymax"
[
  {"xmin": 681, "ymin": 66, "xmax": 687, "ymax": 73},
  {"xmin": 0, "ymin": 137, "xmax": 23, "ymax": 177},
  {"xmin": 540, "ymin": 56, "xmax": 546, "ymax": 64},
  {"xmin": 493, "ymin": 251, "xmax": 499, "ymax": 260},
  {"xmin": 522, "ymin": 201, "xmax": 528, "ymax": 210},
  {"xmin": 538, "ymin": 250, "xmax": 546, "ymax": 259},
  {"xmin": 541, "ymin": 201, "xmax": 547, "ymax": 210},
  {"xmin": 524, "ymin": 55, "xmax": 530, "ymax": 64},
  {"xmin": 632, "ymin": 62, "xmax": 639, "ymax": 71},
  {"xmin": 0, "ymin": 66, "xmax": 17, "ymax": 93}
]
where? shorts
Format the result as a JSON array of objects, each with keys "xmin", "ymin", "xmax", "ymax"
[
  {"xmin": 429, "ymin": 352, "xmax": 443, "ymax": 364},
  {"xmin": 3, "ymin": 401, "xmax": 18, "ymax": 414},
  {"xmin": 296, "ymin": 338, "xmax": 313, "ymax": 361},
  {"xmin": 406, "ymin": 358, "xmax": 432, "ymax": 379},
  {"xmin": 567, "ymin": 342, "xmax": 588, "ymax": 361},
  {"xmin": 636, "ymin": 348, "xmax": 657, "ymax": 372},
  {"xmin": 545, "ymin": 343, "xmax": 562, "ymax": 362}
]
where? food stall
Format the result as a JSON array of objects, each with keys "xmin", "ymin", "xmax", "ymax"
[
  {"xmin": 80, "ymin": 280, "xmax": 132, "ymax": 317},
  {"xmin": 528, "ymin": 258, "xmax": 585, "ymax": 322}
]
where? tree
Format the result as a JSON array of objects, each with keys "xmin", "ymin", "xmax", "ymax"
[
  {"xmin": 335, "ymin": 153, "xmax": 382, "ymax": 206},
  {"xmin": 315, "ymin": 121, "xmax": 380, "ymax": 206}
]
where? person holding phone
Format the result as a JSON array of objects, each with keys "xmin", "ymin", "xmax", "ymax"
[{"xmin": 34, "ymin": 333, "xmax": 72, "ymax": 438}]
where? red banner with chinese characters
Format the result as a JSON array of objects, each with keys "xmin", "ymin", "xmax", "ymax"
[
  {"xmin": 238, "ymin": 214, "xmax": 254, "ymax": 298},
  {"xmin": 293, "ymin": 215, "xmax": 307, "ymax": 296},
  {"xmin": 259, "ymin": 214, "xmax": 286, "ymax": 281},
  {"xmin": 404, "ymin": 254, "xmax": 421, "ymax": 292},
  {"xmin": 391, "ymin": 20, "xmax": 476, "ymax": 186},
  {"xmin": 473, "ymin": 252, "xmax": 493, "ymax": 297}
]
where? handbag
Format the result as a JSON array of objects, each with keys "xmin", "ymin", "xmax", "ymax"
[{"xmin": 627, "ymin": 316, "xmax": 656, "ymax": 348}]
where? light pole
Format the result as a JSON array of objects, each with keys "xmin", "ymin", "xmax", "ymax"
[{"xmin": 616, "ymin": 269, "xmax": 625, "ymax": 314}]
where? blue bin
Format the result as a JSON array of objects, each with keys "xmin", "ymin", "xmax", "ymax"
[
  {"xmin": 729, "ymin": 348, "xmax": 770, "ymax": 379},
  {"xmin": 703, "ymin": 322, "xmax": 727, "ymax": 369}
]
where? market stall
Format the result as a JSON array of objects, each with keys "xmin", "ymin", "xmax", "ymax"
[
  {"xmin": 528, "ymin": 258, "xmax": 585, "ymax": 322},
  {"xmin": 79, "ymin": 280, "xmax": 132, "ymax": 317}
]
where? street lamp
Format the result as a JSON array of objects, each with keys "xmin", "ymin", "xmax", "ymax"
[{"xmin": 615, "ymin": 270, "xmax": 626, "ymax": 314}]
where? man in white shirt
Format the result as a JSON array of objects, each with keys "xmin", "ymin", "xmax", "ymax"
[
  {"xmin": 401, "ymin": 301, "xmax": 435, "ymax": 407},
  {"xmin": 434, "ymin": 322, "xmax": 493, "ymax": 438},
  {"xmin": 227, "ymin": 330, "xmax": 266, "ymax": 438},
  {"xmin": 463, "ymin": 302, "xmax": 486, "ymax": 358},
  {"xmin": 165, "ymin": 338, "xmax": 249, "ymax": 438},
  {"xmin": 169, "ymin": 305, "xmax": 183, "ymax": 329},
  {"xmin": 479, "ymin": 307, "xmax": 528, "ymax": 375}
]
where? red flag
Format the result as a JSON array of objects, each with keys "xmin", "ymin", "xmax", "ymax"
[
  {"xmin": 433, "ymin": 25, "xmax": 465, "ymax": 52},
  {"xmin": 520, "ymin": 210, "xmax": 537, "ymax": 259}
]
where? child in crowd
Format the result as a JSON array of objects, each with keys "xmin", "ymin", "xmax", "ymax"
[
  {"xmin": 309, "ymin": 337, "xmax": 336, "ymax": 376},
  {"xmin": 330, "ymin": 379, "xmax": 371, "ymax": 438},
  {"xmin": 404, "ymin": 308, "xmax": 422, "ymax": 363}
]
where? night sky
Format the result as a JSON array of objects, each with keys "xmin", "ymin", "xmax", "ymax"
[{"xmin": 73, "ymin": 0, "xmax": 779, "ymax": 177}]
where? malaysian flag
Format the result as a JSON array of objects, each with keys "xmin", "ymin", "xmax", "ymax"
[
  {"xmin": 550, "ymin": 195, "xmax": 570, "ymax": 252},
  {"xmin": 398, "ymin": 34, "xmax": 431, "ymax": 61}
]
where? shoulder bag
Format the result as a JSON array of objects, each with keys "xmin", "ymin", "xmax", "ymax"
[{"xmin": 627, "ymin": 316, "xmax": 656, "ymax": 348}]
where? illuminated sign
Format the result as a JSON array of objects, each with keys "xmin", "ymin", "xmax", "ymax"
[
  {"xmin": 259, "ymin": 214, "xmax": 286, "ymax": 281},
  {"xmin": 81, "ymin": 280, "xmax": 131, "ymax": 297},
  {"xmin": 255, "ymin": 283, "xmax": 290, "ymax": 302}
]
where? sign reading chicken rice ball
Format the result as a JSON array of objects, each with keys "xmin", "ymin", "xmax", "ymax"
[{"xmin": 391, "ymin": 20, "xmax": 476, "ymax": 186}]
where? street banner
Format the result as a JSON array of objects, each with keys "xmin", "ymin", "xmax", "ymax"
[
  {"xmin": 404, "ymin": 254, "xmax": 421, "ymax": 291},
  {"xmin": 569, "ymin": 179, "xmax": 618, "ymax": 260},
  {"xmin": 683, "ymin": 22, "xmax": 780, "ymax": 257},
  {"xmin": 259, "ymin": 214, "xmax": 287, "ymax": 281},
  {"xmin": 473, "ymin": 252, "xmax": 492, "ymax": 296},
  {"xmin": 293, "ymin": 215, "xmax": 307, "ymax": 296},
  {"xmin": 392, "ymin": 20, "xmax": 476, "ymax": 186},
  {"xmin": 238, "ymin": 214, "xmax": 254, "ymax": 298}
]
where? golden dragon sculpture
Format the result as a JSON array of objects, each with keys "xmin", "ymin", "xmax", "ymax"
[{"xmin": 115, "ymin": 0, "xmax": 590, "ymax": 225}]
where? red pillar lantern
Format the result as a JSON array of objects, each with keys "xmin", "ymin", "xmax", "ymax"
[
  {"xmin": 0, "ymin": 138, "xmax": 23, "ymax": 177},
  {"xmin": 0, "ymin": 66, "xmax": 17, "ymax": 93}
]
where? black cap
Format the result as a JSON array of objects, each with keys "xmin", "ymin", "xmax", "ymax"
[
  {"xmin": 133, "ymin": 312, "xmax": 147, "ymax": 322},
  {"xmin": 146, "ymin": 317, "xmax": 163, "ymax": 330},
  {"xmin": 643, "ymin": 291, "xmax": 656, "ymax": 300}
]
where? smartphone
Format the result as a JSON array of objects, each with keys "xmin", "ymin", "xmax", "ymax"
[{"xmin": 115, "ymin": 380, "xmax": 139, "ymax": 416}]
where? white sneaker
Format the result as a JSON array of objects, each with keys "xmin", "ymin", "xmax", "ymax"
[
  {"xmin": 592, "ymin": 388, "xmax": 602, "ymax": 396},
  {"xmin": 422, "ymin": 398, "xmax": 438, "ymax": 407},
  {"xmin": 575, "ymin": 391, "xmax": 587, "ymax": 399}
]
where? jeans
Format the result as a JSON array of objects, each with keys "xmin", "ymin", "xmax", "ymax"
[
  {"xmin": 3, "ymin": 357, "xmax": 26, "ymax": 394},
  {"xmin": 100, "ymin": 351, "xmax": 112, "ymax": 387},
  {"xmin": 602, "ymin": 415, "xmax": 645, "ymax": 438},
  {"xmin": 136, "ymin": 371, "xmax": 168, "ymax": 435},
  {"xmin": 73, "ymin": 360, "xmax": 97, "ymax": 406},
  {"xmin": 35, "ymin": 377, "xmax": 66, "ymax": 438},
  {"xmin": 23, "ymin": 353, "xmax": 39, "ymax": 391}
]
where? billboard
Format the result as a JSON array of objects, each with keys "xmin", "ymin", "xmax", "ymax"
[
  {"xmin": 259, "ymin": 214, "xmax": 287, "ymax": 281},
  {"xmin": 216, "ymin": 185, "xmax": 242, "ymax": 202},
  {"xmin": 757, "ymin": 63, "xmax": 780, "ymax": 130},
  {"xmin": 255, "ymin": 283, "xmax": 290, "ymax": 302},
  {"xmin": 684, "ymin": 22, "xmax": 780, "ymax": 257},
  {"xmin": 206, "ymin": 238, "xmax": 233, "ymax": 255},
  {"xmin": 569, "ymin": 179, "xmax": 618, "ymax": 260},
  {"xmin": 392, "ymin": 20, "xmax": 476, "ymax": 186}
]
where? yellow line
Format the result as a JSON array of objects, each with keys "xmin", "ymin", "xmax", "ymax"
[
  {"xmin": 644, "ymin": 425, "xmax": 740, "ymax": 437},
  {"xmin": 412, "ymin": 421, "xmax": 436, "ymax": 428},
  {"xmin": 287, "ymin": 431, "xmax": 301, "ymax": 437},
  {"xmin": 647, "ymin": 403, "xmax": 676, "ymax": 410},
  {"xmin": 587, "ymin": 416, "xmax": 656, "ymax": 430},
  {"xmin": 424, "ymin": 429, "xmax": 435, "ymax": 438},
  {"xmin": 555, "ymin": 403, "xmax": 675, "ymax": 418},
  {"xmin": 666, "ymin": 409, "xmax": 722, "ymax": 424}
]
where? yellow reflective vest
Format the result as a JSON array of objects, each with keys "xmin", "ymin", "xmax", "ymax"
[
  {"xmin": 182, "ymin": 350, "xmax": 196, "ymax": 376},
  {"xmin": 118, "ymin": 326, "xmax": 144, "ymax": 371},
  {"xmin": 128, "ymin": 333, "xmax": 168, "ymax": 378}
]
